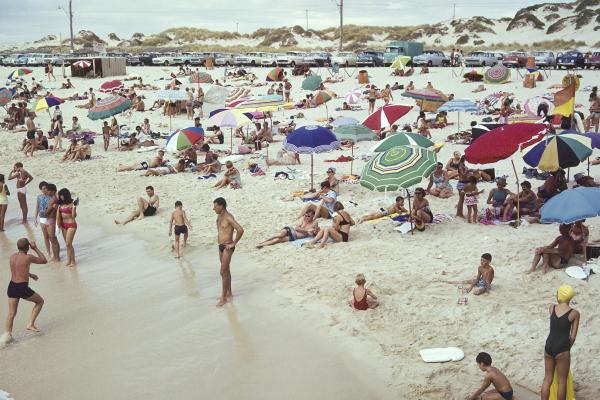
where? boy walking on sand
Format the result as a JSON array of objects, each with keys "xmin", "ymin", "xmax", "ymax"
[
  {"xmin": 467, "ymin": 352, "xmax": 514, "ymax": 400},
  {"xmin": 466, "ymin": 253, "xmax": 494, "ymax": 295},
  {"xmin": 169, "ymin": 201, "xmax": 192, "ymax": 258}
]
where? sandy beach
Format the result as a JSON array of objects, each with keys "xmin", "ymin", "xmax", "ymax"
[{"xmin": 1, "ymin": 64, "xmax": 599, "ymax": 399}]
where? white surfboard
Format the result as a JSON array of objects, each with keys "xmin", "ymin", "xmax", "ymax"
[
  {"xmin": 565, "ymin": 266, "xmax": 587, "ymax": 280},
  {"xmin": 419, "ymin": 347, "xmax": 464, "ymax": 363},
  {"xmin": 136, "ymin": 145, "xmax": 159, "ymax": 153}
]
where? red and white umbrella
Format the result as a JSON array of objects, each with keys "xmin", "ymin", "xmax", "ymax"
[
  {"xmin": 73, "ymin": 60, "xmax": 91, "ymax": 69},
  {"xmin": 99, "ymin": 80, "xmax": 124, "ymax": 93},
  {"xmin": 362, "ymin": 104, "xmax": 413, "ymax": 131},
  {"xmin": 345, "ymin": 88, "xmax": 362, "ymax": 104}
]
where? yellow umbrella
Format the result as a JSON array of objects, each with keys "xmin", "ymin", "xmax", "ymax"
[{"xmin": 391, "ymin": 56, "xmax": 411, "ymax": 71}]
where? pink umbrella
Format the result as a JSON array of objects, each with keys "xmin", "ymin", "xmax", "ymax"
[
  {"xmin": 73, "ymin": 60, "xmax": 91, "ymax": 69},
  {"xmin": 99, "ymin": 80, "xmax": 124, "ymax": 93},
  {"xmin": 524, "ymin": 95, "xmax": 554, "ymax": 117},
  {"xmin": 361, "ymin": 104, "xmax": 413, "ymax": 131},
  {"xmin": 345, "ymin": 88, "xmax": 362, "ymax": 104}
]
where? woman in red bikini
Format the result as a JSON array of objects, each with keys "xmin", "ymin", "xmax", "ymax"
[{"xmin": 56, "ymin": 188, "xmax": 78, "ymax": 267}]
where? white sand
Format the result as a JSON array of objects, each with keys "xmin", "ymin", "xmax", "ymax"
[{"xmin": 1, "ymin": 65, "xmax": 599, "ymax": 398}]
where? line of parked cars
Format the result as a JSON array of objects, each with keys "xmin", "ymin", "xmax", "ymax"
[{"xmin": 2, "ymin": 49, "xmax": 599, "ymax": 70}]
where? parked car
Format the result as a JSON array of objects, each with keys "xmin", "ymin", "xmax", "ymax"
[
  {"xmin": 557, "ymin": 51, "xmax": 585, "ymax": 69},
  {"xmin": 152, "ymin": 53, "xmax": 185, "ymax": 66},
  {"xmin": 14, "ymin": 55, "xmax": 29, "ymax": 66},
  {"xmin": 235, "ymin": 52, "xmax": 271, "ymax": 66},
  {"xmin": 584, "ymin": 51, "xmax": 600, "ymax": 69},
  {"xmin": 214, "ymin": 53, "xmax": 236, "ymax": 66},
  {"xmin": 502, "ymin": 51, "xmax": 528, "ymax": 68},
  {"xmin": 491, "ymin": 52, "xmax": 506, "ymax": 61},
  {"xmin": 260, "ymin": 53, "xmax": 278, "ymax": 67},
  {"xmin": 356, "ymin": 51, "xmax": 384, "ymax": 67},
  {"xmin": 532, "ymin": 51, "xmax": 556, "ymax": 68},
  {"xmin": 331, "ymin": 52, "xmax": 357, "ymax": 67},
  {"xmin": 412, "ymin": 50, "xmax": 450, "ymax": 67},
  {"xmin": 126, "ymin": 54, "xmax": 141, "ymax": 66},
  {"xmin": 464, "ymin": 51, "xmax": 497, "ymax": 67},
  {"xmin": 184, "ymin": 52, "xmax": 207, "ymax": 66},
  {"xmin": 0, "ymin": 54, "xmax": 6, "ymax": 66},
  {"xmin": 139, "ymin": 52, "xmax": 161, "ymax": 66},
  {"xmin": 27, "ymin": 53, "xmax": 51, "ymax": 66},
  {"xmin": 276, "ymin": 51, "xmax": 308, "ymax": 67},
  {"xmin": 308, "ymin": 52, "xmax": 331, "ymax": 67}
]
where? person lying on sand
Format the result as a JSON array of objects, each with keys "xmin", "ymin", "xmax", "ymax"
[
  {"xmin": 358, "ymin": 196, "xmax": 407, "ymax": 223},
  {"xmin": 528, "ymin": 224, "xmax": 576, "ymax": 274},
  {"xmin": 256, "ymin": 208, "xmax": 318, "ymax": 249},
  {"xmin": 467, "ymin": 352, "xmax": 514, "ymax": 400},
  {"xmin": 266, "ymin": 149, "xmax": 301, "ymax": 166},
  {"xmin": 465, "ymin": 253, "xmax": 494, "ymax": 295},
  {"xmin": 298, "ymin": 181, "xmax": 337, "ymax": 220},
  {"xmin": 306, "ymin": 201, "xmax": 354, "ymax": 248},
  {"xmin": 118, "ymin": 133, "xmax": 140, "ymax": 151},
  {"xmin": 143, "ymin": 160, "xmax": 185, "ymax": 176},
  {"xmin": 114, "ymin": 186, "xmax": 159, "ymax": 225},
  {"xmin": 350, "ymin": 274, "xmax": 378, "ymax": 310},
  {"xmin": 117, "ymin": 150, "xmax": 165, "ymax": 172}
]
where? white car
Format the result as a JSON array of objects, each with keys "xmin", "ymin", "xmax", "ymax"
[
  {"xmin": 533, "ymin": 51, "xmax": 556, "ymax": 68},
  {"xmin": 412, "ymin": 50, "xmax": 450, "ymax": 67},
  {"xmin": 235, "ymin": 52, "xmax": 270, "ymax": 66},
  {"xmin": 152, "ymin": 54, "xmax": 186, "ymax": 66},
  {"xmin": 276, "ymin": 51, "xmax": 307, "ymax": 67},
  {"xmin": 27, "ymin": 53, "xmax": 51, "ymax": 66},
  {"xmin": 331, "ymin": 52, "xmax": 357, "ymax": 67},
  {"xmin": 214, "ymin": 53, "xmax": 236, "ymax": 66},
  {"xmin": 260, "ymin": 53, "xmax": 278, "ymax": 67},
  {"xmin": 464, "ymin": 51, "xmax": 497, "ymax": 67}
]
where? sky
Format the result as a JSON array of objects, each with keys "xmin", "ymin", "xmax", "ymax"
[{"xmin": 0, "ymin": 0, "xmax": 572, "ymax": 44}]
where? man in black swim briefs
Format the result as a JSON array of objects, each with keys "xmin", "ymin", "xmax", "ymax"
[
  {"xmin": 4, "ymin": 238, "xmax": 47, "ymax": 344},
  {"xmin": 114, "ymin": 186, "xmax": 160, "ymax": 225}
]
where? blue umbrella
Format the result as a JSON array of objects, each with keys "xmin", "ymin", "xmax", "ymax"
[
  {"xmin": 438, "ymin": 99, "xmax": 478, "ymax": 131},
  {"xmin": 283, "ymin": 125, "xmax": 340, "ymax": 191},
  {"xmin": 541, "ymin": 187, "xmax": 600, "ymax": 224}
]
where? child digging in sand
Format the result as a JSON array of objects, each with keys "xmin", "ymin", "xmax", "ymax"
[
  {"xmin": 466, "ymin": 253, "xmax": 494, "ymax": 295},
  {"xmin": 169, "ymin": 201, "xmax": 192, "ymax": 258},
  {"xmin": 351, "ymin": 274, "xmax": 378, "ymax": 310},
  {"xmin": 467, "ymin": 352, "xmax": 514, "ymax": 400}
]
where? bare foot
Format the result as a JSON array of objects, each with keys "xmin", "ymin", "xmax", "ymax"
[
  {"xmin": 65, "ymin": 262, "xmax": 76, "ymax": 268},
  {"xmin": 0, "ymin": 332, "xmax": 13, "ymax": 345},
  {"xmin": 26, "ymin": 325, "xmax": 40, "ymax": 332},
  {"xmin": 114, "ymin": 219, "xmax": 121, "ymax": 225},
  {"xmin": 456, "ymin": 214, "xmax": 465, "ymax": 219},
  {"xmin": 256, "ymin": 244, "xmax": 263, "ymax": 249},
  {"xmin": 216, "ymin": 297, "xmax": 227, "ymax": 307},
  {"xmin": 305, "ymin": 242, "xmax": 316, "ymax": 249}
]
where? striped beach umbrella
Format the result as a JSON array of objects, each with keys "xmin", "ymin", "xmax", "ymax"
[
  {"xmin": 32, "ymin": 96, "xmax": 65, "ymax": 112},
  {"xmin": 208, "ymin": 109, "xmax": 253, "ymax": 152},
  {"xmin": 0, "ymin": 87, "xmax": 14, "ymax": 106},
  {"xmin": 165, "ymin": 127, "xmax": 205, "ymax": 152},
  {"xmin": 73, "ymin": 60, "xmax": 91, "ymax": 69},
  {"xmin": 311, "ymin": 90, "xmax": 332, "ymax": 106},
  {"xmin": 8, "ymin": 68, "xmax": 32, "ymax": 80},
  {"xmin": 99, "ymin": 80, "xmax": 124, "ymax": 93},
  {"xmin": 524, "ymin": 95, "xmax": 554, "ymax": 117},
  {"xmin": 87, "ymin": 95, "xmax": 132, "ymax": 120},
  {"xmin": 301, "ymin": 75, "xmax": 322, "ymax": 91},
  {"xmin": 362, "ymin": 104, "xmax": 413, "ymax": 131},
  {"xmin": 190, "ymin": 72, "xmax": 213, "ymax": 84},
  {"xmin": 391, "ymin": 56, "xmax": 411, "ymax": 71},
  {"xmin": 484, "ymin": 64, "xmax": 511, "ymax": 84},
  {"xmin": 401, "ymin": 88, "xmax": 447, "ymax": 102},
  {"xmin": 371, "ymin": 132, "xmax": 434, "ymax": 152},
  {"xmin": 523, "ymin": 134, "xmax": 592, "ymax": 172},
  {"xmin": 438, "ymin": 99, "xmax": 478, "ymax": 131},
  {"xmin": 266, "ymin": 67, "xmax": 284, "ymax": 82},
  {"xmin": 360, "ymin": 145, "xmax": 437, "ymax": 192},
  {"xmin": 345, "ymin": 88, "xmax": 362, "ymax": 104}
]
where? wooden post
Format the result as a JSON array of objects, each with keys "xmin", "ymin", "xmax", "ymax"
[{"xmin": 511, "ymin": 159, "xmax": 520, "ymax": 227}]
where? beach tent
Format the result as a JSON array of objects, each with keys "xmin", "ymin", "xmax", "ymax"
[{"xmin": 70, "ymin": 57, "xmax": 126, "ymax": 78}]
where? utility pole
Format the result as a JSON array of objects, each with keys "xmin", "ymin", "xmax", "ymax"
[
  {"xmin": 305, "ymin": 9, "xmax": 309, "ymax": 31},
  {"xmin": 338, "ymin": 0, "xmax": 344, "ymax": 52},
  {"xmin": 59, "ymin": 1, "xmax": 74, "ymax": 52},
  {"xmin": 236, "ymin": 22, "xmax": 239, "ymax": 34},
  {"xmin": 452, "ymin": 3, "xmax": 456, "ymax": 21}
]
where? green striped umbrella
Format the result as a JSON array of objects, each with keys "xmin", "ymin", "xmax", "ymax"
[
  {"xmin": 334, "ymin": 124, "xmax": 377, "ymax": 175},
  {"xmin": 360, "ymin": 145, "xmax": 437, "ymax": 192},
  {"xmin": 301, "ymin": 75, "xmax": 322, "ymax": 91},
  {"xmin": 370, "ymin": 132, "xmax": 434, "ymax": 152}
]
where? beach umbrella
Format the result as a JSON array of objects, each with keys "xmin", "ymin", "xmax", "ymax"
[
  {"xmin": 480, "ymin": 91, "xmax": 506, "ymax": 107},
  {"xmin": 311, "ymin": 91, "xmax": 332, "ymax": 106},
  {"xmin": 99, "ymin": 80, "xmax": 124, "ymax": 93},
  {"xmin": 540, "ymin": 187, "xmax": 600, "ymax": 224},
  {"xmin": 7, "ymin": 68, "xmax": 32, "ymax": 80},
  {"xmin": 524, "ymin": 95, "xmax": 554, "ymax": 117},
  {"xmin": 484, "ymin": 64, "xmax": 511, "ymax": 84},
  {"xmin": 301, "ymin": 75, "xmax": 322, "ymax": 91},
  {"xmin": 154, "ymin": 90, "xmax": 188, "ymax": 101},
  {"xmin": 438, "ymin": 99, "xmax": 478, "ymax": 131},
  {"xmin": 204, "ymin": 85, "xmax": 230, "ymax": 104},
  {"xmin": 0, "ymin": 88, "xmax": 14, "ymax": 106},
  {"xmin": 523, "ymin": 134, "xmax": 592, "ymax": 172},
  {"xmin": 401, "ymin": 88, "xmax": 448, "ymax": 102},
  {"xmin": 391, "ymin": 56, "xmax": 411, "ymax": 71},
  {"xmin": 190, "ymin": 72, "xmax": 213, "ymax": 84},
  {"xmin": 362, "ymin": 104, "xmax": 413, "ymax": 131},
  {"xmin": 562, "ymin": 130, "xmax": 600, "ymax": 148},
  {"xmin": 331, "ymin": 116, "xmax": 360, "ymax": 127},
  {"xmin": 208, "ymin": 109, "xmax": 253, "ymax": 152},
  {"xmin": 32, "ymin": 96, "xmax": 65, "ymax": 112},
  {"xmin": 87, "ymin": 95, "xmax": 132, "ymax": 120},
  {"xmin": 266, "ymin": 67, "xmax": 284, "ymax": 82},
  {"xmin": 233, "ymin": 95, "xmax": 285, "ymax": 112},
  {"xmin": 73, "ymin": 60, "xmax": 91, "ymax": 69},
  {"xmin": 283, "ymin": 125, "xmax": 341, "ymax": 191},
  {"xmin": 371, "ymin": 132, "xmax": 434, "ymax": 152},
  {"xmin": 164, "ymin": 127, "xmax": 205, "ymax": 152},
  {"xmin": 345, "ymin": 88, "xmax": 362, "ymax": 104},
  {"xmin": 334, "ymin": 124, "xmax": 377, "ymax": 175},
  {"xmin": 170, "ymin": 79, "xmax": 183, "ymax": 88},
  {"xmin": 471, "ymin": 123, "xmax": 505, "ymax": 143}
]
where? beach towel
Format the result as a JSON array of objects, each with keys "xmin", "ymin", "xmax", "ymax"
[
  {"xmin": 301, "ymin": 197, "xmax": 320, "ymax": 202},
  {"xmin": 290, "ymin": 236, "xmax": 334, "ymax": 248},
  {"xmin": 364, "ymin": 213, "xmax": 400, "ymax": 224},
  {"xmin": 325, "ymin": 155, "xmax": 353, "ymax": 163}
]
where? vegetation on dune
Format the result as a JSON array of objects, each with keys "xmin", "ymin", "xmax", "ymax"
[
  {"xmin": 108, "ymin": 33, "xmax": 120, "ymax": 41},
  {"xmin": 507, "ymin": 12, "xmax": 546, "ymax": 30},
  {"xmin": 545, "ymin": 13, "xmax": 561, "ymax": 21},
  {"xmin": 162, "ymin": 27, "xmax": 241, "ymax": 41},
  {"xmin": 452, "ymin": 20, "xmax": 495, "ymax": 34},
  {"xmin": 456, "ymin": 35, "xmax": 469, "ymax": 45},
  {"xmin": 594, "ymin": 40, "xmax": 600, "ymax": 47},
  {"xmin": 574, "ymin": 0, "xmax": 600, "ymax": 13}
]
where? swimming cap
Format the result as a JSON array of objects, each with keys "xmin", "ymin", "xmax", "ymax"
[{"xmin": 557, "ymin": 285, "xmax": 575, "ymax": 303}]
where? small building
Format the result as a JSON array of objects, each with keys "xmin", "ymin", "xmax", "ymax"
[{"xmin": 69, "ymin": 56, "xmax": 126, "ymax": 78}]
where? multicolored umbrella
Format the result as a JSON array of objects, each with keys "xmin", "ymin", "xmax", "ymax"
[
  {"xmin": 523, "ymin": 95, "xmax": 554, "ymax": 117},
  {"xmin": 283, "ymin": 125, "xmax": 341, "ymax": 191},
  {"xmin": 360, "ymin": 145, "xmax": 437, "ymax": 192},
  {"xmin": 301, "ymin": 75, "xmax": 322, "ymax": 91},
  {"xmin": 438, "ymin": 99, "xmax": 478, "ymax": 131},
  {"xmin": 7, "ymin": 68, "xmax": 33, "ymax": 80},
  {"xmin": 345, "ymin": 88, "xmax": 362, "ymax": 104},
  {"xmin": 232, "ymin": 95, "xmax": 285, "ymax": 112},
  {"xmin": 208, "ymin": 109, "xmax": 253, "ymax": 128},
  {"xmin": 562, "ymin": 129, "xmax": 600, "ymax": 149},
  {"xmin": 334, "ymin": 124, "xmax": 377, "ymax": 174},
  {"xmin": 0, "ymin": 87, "xmax": 14, "ymax": 106},
  {"xmin": 311, "ymin": 91, "xmax": 332, "ymax": 106},
  {"xmin": 99, "ymin": 80, "xmax": 124, "ymax": 93},
  {"xmin": 362, "ymin": 104, "xmax": 413, "ymax": 130},
  {"xmin": 190, "ymin": 72, "xmax": 213, "ymax": 84},
  {"xmin": 370, "ymin": 132, "xmax": 434, "ymax": 152},
  {"xmin": 165, "ymin": 127, "xmax": 205, "ymax": 152},
  {"xmin": 391, "ymin": 56, "xmax": 411, "ymax": 71},
  {"xmin": 32, "ymin": 96, "xmax": 64, "ymax": 112},
  {"xmin": 465, "ymin": 123, "xmax": 547, "ymax": 165},
  {"xmin": 266, "ymin": 67, "xmax": 284, "ymax": 82},
  {"xmin": 87, "ymin": 95, "xmax": 132, "ymax": 120},
  {"xmin": 541, "ymin": 187, "xmax": 600, "ymax": 224},
  {"xmin": 484, "ymin": 64, "xmax": 511, "ymax": 84},
  {"xmin": 401, "ymin": 88, "xmax": 448, "ymax": 102},
  {"xmin": 523, "ymin": 134, "xmax": 592, "ymax": 172},
  {"xmin": 471, "ymin": 123, "xmax": 505, "ymax": 143},
  {"xmin": 73, "ymin": 60, "xmax": 91, "ymax": 69}
]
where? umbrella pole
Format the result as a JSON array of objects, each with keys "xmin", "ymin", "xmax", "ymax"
[
  {"xmin": 407, "ymin": 191, "xmax": 414, "ymax": 235},
  {"xmin": 230, "ymin": 128, "xmax": 233, "ymax": 154},
  {"xmin": 511, "ymin": 159, "xmax": 520, "ymax": 227},
  {"xmin": 310, "ymin": 153, "xmax": 315, "ymax": 192},
  {"xmin": 350, "ymin": 145, "xmax": 354, "ymax": 176},
  {"xmin": 457, "ymin": 111, "xmax": 460, "ymax": 132}
]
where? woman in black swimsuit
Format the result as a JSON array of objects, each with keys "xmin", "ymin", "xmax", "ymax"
[
  {"xmin": 541, "ymin": 285, "xmax": 580, "ymax": 400},
  {"xmin": 306, "ymin": 202, "xmax": 354, "ymax": 248}
]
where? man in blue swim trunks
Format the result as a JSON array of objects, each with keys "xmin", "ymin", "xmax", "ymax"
[{"xmin": 3, "ymin": 238, "xmax": 46, "ymax": 344}]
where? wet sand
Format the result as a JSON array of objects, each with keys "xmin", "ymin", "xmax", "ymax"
[{"xmin": 0, "ymin": 205, "xmax": 390, "ymax": 399}]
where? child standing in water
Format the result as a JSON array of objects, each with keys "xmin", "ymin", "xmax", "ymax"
[
  {"xmin": 463, "ymin": 176, "xmax": 482, "ymax": 223},
  {"xmin": 467, "ymin": 352, "xmax": 514, "ymax": 400},
  {"xmin": 351, "ymin": 274, "xmax": 378, "ymax": 310},
  {"xmin": 169, "ymin": 201, "xmax": 192, "ymax": 258}
]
